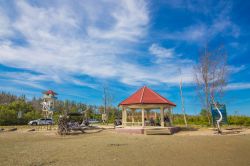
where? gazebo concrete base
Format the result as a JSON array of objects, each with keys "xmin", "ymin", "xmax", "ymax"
[
  {"xmin": 144, "ymin": 127, "xmax": 180, "ymax": 135},
  {"xmin": 115, "ymin": 126, "xmax": 180, "ymax": 135},
  {"xmin": 115, "ymin": 127, "xmax": 145, "ymax": 134}
]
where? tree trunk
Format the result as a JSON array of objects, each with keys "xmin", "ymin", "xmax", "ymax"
[{"xmin": 205, "ymin": 87, "xmax": 211, "ymax": 125}]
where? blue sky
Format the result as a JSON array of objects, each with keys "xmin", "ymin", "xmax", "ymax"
[{"xmin": 0, "ymin": 0, "xmax": 250, "ymax": 115}]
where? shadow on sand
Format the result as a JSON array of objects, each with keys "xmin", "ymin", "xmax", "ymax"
[
  {"xmin": 179, "ymin": 127, "xmax": 199, "ymax": 132},
  {"xmin": 63, "ymin": 126, "xmax": 105, "ymax": 135}
]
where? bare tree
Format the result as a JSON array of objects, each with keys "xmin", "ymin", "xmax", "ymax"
[{"xmin": 194, "ymin": 45, "xmax": 227, "ymax": 126}]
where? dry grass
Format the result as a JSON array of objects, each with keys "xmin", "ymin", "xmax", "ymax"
[{"xmin": 0, "ymin": 127, "xmax": 250, "ymax": 166}]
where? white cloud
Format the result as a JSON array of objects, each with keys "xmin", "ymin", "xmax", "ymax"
[
  {"xmin": 149, "ymin": 43, "xmax": 174, "ymax": 58},
  {"xmin": 164, "ymin": 19, "xmax": 239, "ymax": 43},
  {"xmin": 0, "ymin": 0, "xmax": 242, "ymax": 91},
  {"xmin": 0, "ymin": 85, "xmax": 41, "ymax": 97},
  {"xmin": 87, "ymin": 0, "xmax": 149, "ymax": 41},
  {"xmin": 164, "ymin": 24, "xmax": 207, "ymax": 42},
  {"xmin": 227, "ymin": 65, "xmax": 246, "ymax": 73},
  {"xmin": 0, "ymin": 0, "xmax": 198, "ymax": 88},
  {"xmin": 0, "ymin": 8, "xmax": 12, "ymax": 38},
  {"xmin": 225, "ymin": 83, "xmax": 250, "ymax": 90},
  {"xmin": 162, "ymin": 1, "xmax": 240, "ymax": 42},
  {"xmin": 0, "ymin": 1, "xmax": 146, "ymax": 80},
  {"xmin": 0, "ymin": 72, "xmax": 48, "ymax": 90}
]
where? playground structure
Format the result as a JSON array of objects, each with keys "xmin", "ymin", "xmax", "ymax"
[
  {"xmin": 41, "ymin": 90, "xmax": 57, "ymax": 119},
  {"xmin": 211, "ymin": 99, "xmax": 227, "ymax": 134},
  {"xmin": 58, "ymin": 111, "xmax": 97, "ymax": 135},
  {"xmin": 34, "ymin": 90, "xmax": 58, "ymax": 130}
]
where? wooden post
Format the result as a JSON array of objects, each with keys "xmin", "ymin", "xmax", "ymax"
[
  {"xmin": 142, "ymin": 108, "xmax": 145, "ymax": 127},
  {"xmin": 160, "ymin": 107, "xmax": 164, "ymax": 127}
]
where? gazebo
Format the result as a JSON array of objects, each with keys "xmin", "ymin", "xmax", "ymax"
[{"xmin": 119, "ymin": 86, "xmax": 176, "ymax": 128}]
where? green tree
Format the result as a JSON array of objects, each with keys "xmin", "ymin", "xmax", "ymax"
[{"xmin": 200, "ymin": 109, "xmax": 209, "ymax": 125}]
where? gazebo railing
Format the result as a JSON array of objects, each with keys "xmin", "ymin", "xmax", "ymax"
[
  {"xmin": 123, "ymin": 122, "xmax": 143, "ymax": 126},
  {"xmin": 123, "ymin": 121, "xmax": 171, "ymax": 127}
]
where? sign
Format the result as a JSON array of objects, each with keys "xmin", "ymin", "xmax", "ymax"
[
  {"xmin": 102, "ymin": 113, "xmax": 107, "ymax": 121},
  {"xmin": 17, "ymin": 111, "xmax": 23, "ymax": 119},
  {"xmin": 211, "ymin": 103, "xmax": 228, "ymax": 125}
]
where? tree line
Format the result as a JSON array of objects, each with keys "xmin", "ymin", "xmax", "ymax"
[
  {"xmin": 1, "ymin": 91, "xmax": 249, "ymax": 126},
  {"xmin": 0, "ymin": 92, "xmax": 119, "ymax": 125},
  {"xmin": 173, "ymin": 111, "xmax": 250, "ymax": 127}
]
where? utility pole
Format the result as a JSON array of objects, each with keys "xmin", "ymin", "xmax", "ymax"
[
  {"xmin": 103, "ymin": 87, "xmax": 107, "ymax": 114},
  {"xmin": 179, "ymin": 69, "xmax": 188, "ymax": 127}
]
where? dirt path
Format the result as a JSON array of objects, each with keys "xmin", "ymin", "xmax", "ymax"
[{"xmin": 0, "ymin": 128, "xmax": 250, "ymax": 166}]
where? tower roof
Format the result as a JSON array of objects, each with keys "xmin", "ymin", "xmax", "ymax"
[
  {"xmin": 43, "ymin": 90, "xmax": 57, "ymax": 95},
  {"xmin": 119, "ymin": 86, "xmax": 176, "ymax": 106}
]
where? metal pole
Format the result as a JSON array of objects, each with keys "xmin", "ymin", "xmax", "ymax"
[{"xmin": 179, "ymin": 72, "xmax": 188, "ymax": 127}]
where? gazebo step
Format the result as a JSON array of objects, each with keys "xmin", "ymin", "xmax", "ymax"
[
  {"xmin": 145, "ymin": 129, "xmax": 171, "ymax": 135},
  {"xmin": 145, "ymin": 127, "xmax": 180, "ymax": 135},
  {"xmin": 115, "ymin": 127, "xmax": 180, "ymax": 135},
  {"xmin": 115, "ymin": 127, "xmax": 144, "ymax": 134}
]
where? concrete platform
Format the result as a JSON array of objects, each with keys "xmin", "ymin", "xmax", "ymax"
[
  {"xmin": 115, "ymin": 126, "xmax": 180, "ymax": 135},
  {"xmin": 115, "ymin": 127, "xmax": 144, "ymax": 134},
  {"xmin": 145, "ymin": 127, "xmax": 180, "ymax": 135}
]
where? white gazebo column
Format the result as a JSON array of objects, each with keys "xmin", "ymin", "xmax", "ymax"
[
  {"xmin": 160, "ymin": 106, "xmax": 164, "ymax": 127},
  {"xmin": 122, "ymin": 107, "xmax": 127, "ymax": 126},
  {"xmin": 141, "ymin": 108, "xmax": 145, "ymax": 127},
  {"xmin": 168, "ymin": 107, "xmax": 173, "ymax": 126},
  {"xmin": 131, "ymin": 108, "xmax": 135, "ymax": 125},
  {"xmin": 122, "ymin": 107, "xmax": 125, "ymax": 126},
  {"xmin": 170, "ymin": 107, "xmax": 174, "ymax": 126},
  {"xmin": 146, "ymin": 109, "xmax": 150, "ymax": 120},
  {"xmin": 124, "ymin": 108, "xmax": 127, "ymax": 126}
]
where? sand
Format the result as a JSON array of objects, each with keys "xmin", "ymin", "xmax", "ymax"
[{"xmin": 0, "ymin": 127, "xmax": 249, "ymax": 166}]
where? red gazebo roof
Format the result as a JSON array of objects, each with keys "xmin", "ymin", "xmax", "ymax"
[
  {"xmin": 43, "ymin": 90, "xmax": 57, "ymax": 95},
  {"xmin": 119, "ymin": 86, "xmax": 176, "ymax": 106}
]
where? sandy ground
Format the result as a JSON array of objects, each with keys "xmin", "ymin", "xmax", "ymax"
[{"xmin": 0, "ymin": 126, "xmax": 250, "ymax": 166}]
